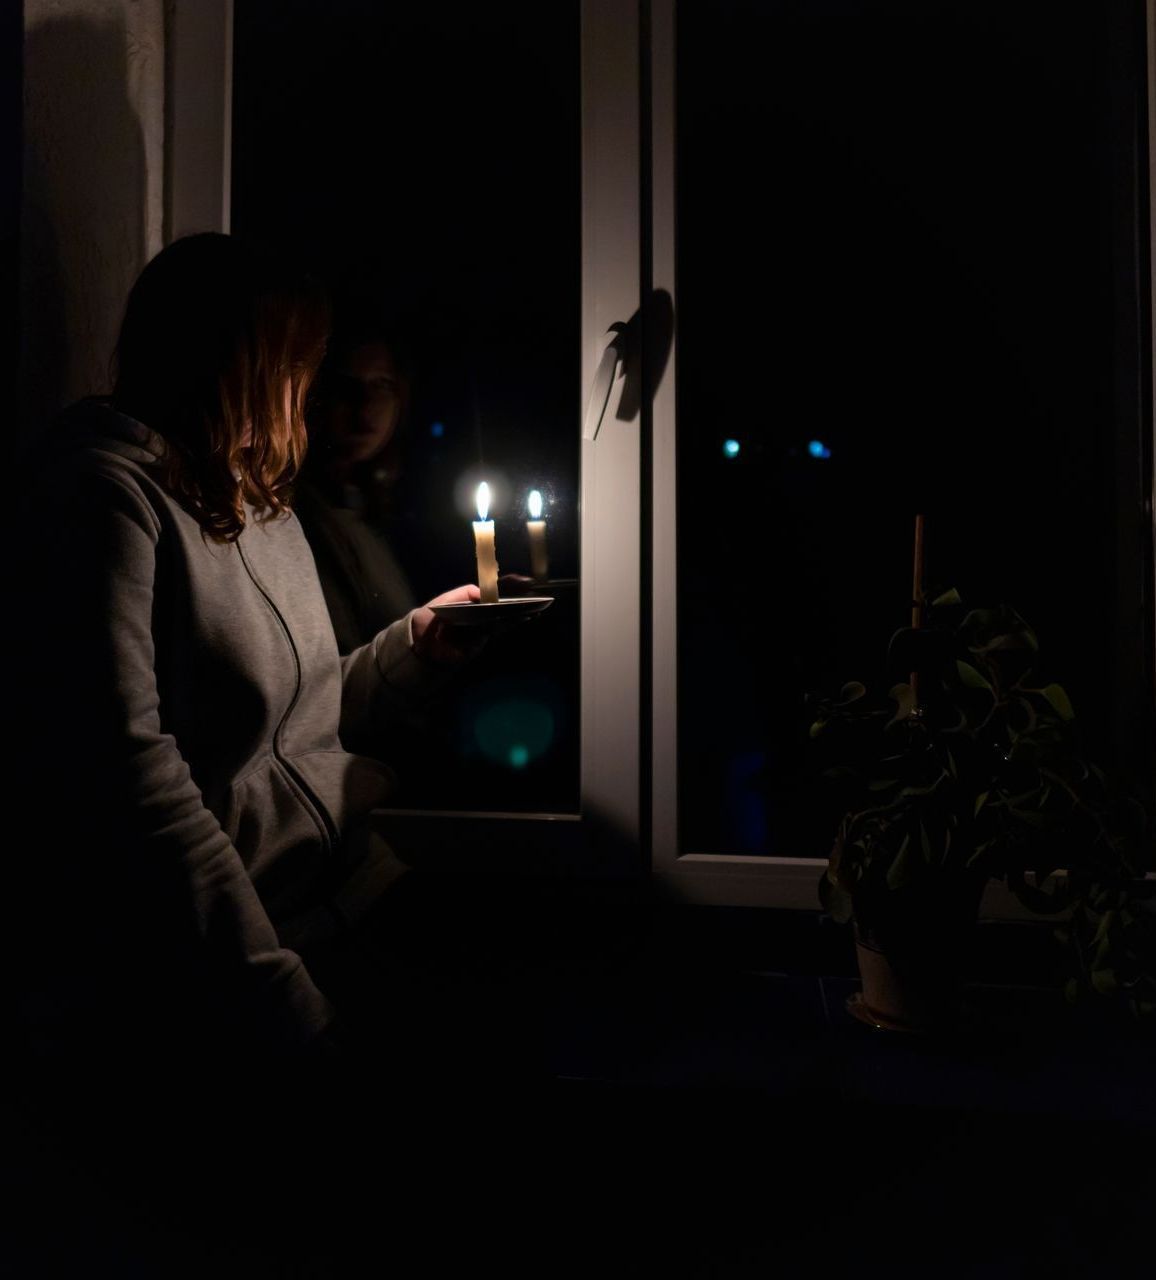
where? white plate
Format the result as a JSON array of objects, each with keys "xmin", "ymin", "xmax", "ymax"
[{"xmin": 429, "ymin": 596, "xmax": 554, "ymax": 627}]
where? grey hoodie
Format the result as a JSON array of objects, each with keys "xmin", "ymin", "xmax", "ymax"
[{"xmin": 16, "ymin": 399, "xmax": 438, "ymax": 1057}]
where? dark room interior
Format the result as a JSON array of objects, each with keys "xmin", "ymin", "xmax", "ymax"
[{"xmin": 8, "ymin": 1, "xmax": 1156, "ymax": 1276}]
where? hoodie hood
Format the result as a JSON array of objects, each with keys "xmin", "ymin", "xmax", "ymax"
[{"xmin": 55, "ymin": 397, "xmax": 167, "ymax": 466}]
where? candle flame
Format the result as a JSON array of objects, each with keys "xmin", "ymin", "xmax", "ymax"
[
  {"xmin": 528, "ymin": 489, "xmax": 543, "ymax": 520},
  {"xmin": 475, "ymin": 481, "xmax": 491, "ymax": 521}
]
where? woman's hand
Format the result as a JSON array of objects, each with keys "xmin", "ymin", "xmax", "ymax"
[{"xmin": 410, "ymin": 584, "xmax": 486, "ymax": 665}]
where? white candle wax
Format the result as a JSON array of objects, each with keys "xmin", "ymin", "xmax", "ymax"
[
  {"xmin": 526, "ymin": 521, "xmax": 548, "ymax": 581},
  {"xmin": 473, "ymin": 521, "xmax": 499, "ymax": 602},
  {"xmin": 526, "ymin": 489, "xmax": 549, "ymax": 582},
  {"xmin": 473, "ymin": 482, "xmax": 500, "ymax": 602}
]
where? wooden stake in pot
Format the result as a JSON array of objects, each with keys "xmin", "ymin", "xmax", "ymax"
[{"xmin": 910, "ymin": 513, "xmax": 925, "ymax": 709}]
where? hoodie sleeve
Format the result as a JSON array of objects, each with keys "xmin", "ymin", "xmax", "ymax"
[
  {"xmin": 337, "ymin": 609, "xmax": 459, "ymax": 751},
  {"xmin": 20, "ymin": 462, "xmax": 334, "ymax": 1054}
]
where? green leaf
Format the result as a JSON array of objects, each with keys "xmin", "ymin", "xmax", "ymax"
[
  {"xmin": 1092, "ymin": 910, "xmax": 1116, "ymax": 945},
  {"xmin": 919, "ymin": 821, "xmax": 932, "ymax": 862},
  {"xmin": 940, "ymin": 707, "xmax": 968, "ymax": 734},
  {"xmin": 819, "ymin": 873, "xmax": 854, "ymax": 923},
  {"xmin": 974, "ymin": 791, "xmax": 990, "ymax": 817},
  {"xmin": 1006, "ymin": 806, "xmax": 1049, "ymax": 829},
  {"xmin": 1040, "ymin": 684, "xmax": 1075, "ymax": 721},
  {"xmin": 1092, "ymin": 966, "xmax": 1119, "ymax": 995},
  {"xmin": 899, "ymin": 775, "xmax": 949, "ymax": 799},
  {"xmin": 1009, "ymin": 697, "xmax": 1038, "ymax": 735},
  {"xmin": 885, "ymin": 834, "xmax": 916, "ymax": 890},
  {"xmin": 971, "ymin": 631, "xmax": 1037, "ymax": 657},
  {"xmin": 809, "ymin": 719, "xmax": 827, "ymax": 740},
  {"xmin": 966, "ymin": 839, "xmax": 994, "ymax": 868},
  {"xmin": 960, "ymin": 607, "xmax": 1002, "ymax": 632},
  {"xmin": 838, "ymin": 682, "xmax": 867, "ymax": 705},
  {"xmin": 932, "ymin": 587, "xmax": 962, "ymax": 607},
  {"xmin": 956, "ymin": 660, "xmax": 992, "ymax": 692}
]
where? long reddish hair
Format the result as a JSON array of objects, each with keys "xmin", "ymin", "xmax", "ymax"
[{"xmin": 112, "ymin": 233, "xmax": 329, "ymax": 542}]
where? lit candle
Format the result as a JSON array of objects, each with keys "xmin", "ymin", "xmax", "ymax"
[
  {"xmin": 526, "ymin": 489, "xmax": 549, "ymax": 582},
  {"xmin": 473, "ymin": 481, "xmax": 500, "ymax": 603}
]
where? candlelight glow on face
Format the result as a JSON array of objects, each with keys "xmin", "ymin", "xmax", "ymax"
[
  {"xmin": 525, "ymin": 488, "xmax": 549, "ymax": 582},
  {"xmin": 472, "ymin": 481, "xmax": 499, "ymax": 602}
]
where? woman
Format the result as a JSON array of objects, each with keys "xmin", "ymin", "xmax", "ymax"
[{"xmin": 13, "ymin": 233, "xmax": 478, "ymax": 1081}]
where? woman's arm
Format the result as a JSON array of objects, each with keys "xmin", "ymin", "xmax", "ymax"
[{"xmin": 337, "ymin": 584, "xmax": 482, "ymax": 750}]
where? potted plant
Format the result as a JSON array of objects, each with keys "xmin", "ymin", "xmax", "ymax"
[{"xmin": 808, "ymin": 524, "xmax": 1154, "ymax": 1032}]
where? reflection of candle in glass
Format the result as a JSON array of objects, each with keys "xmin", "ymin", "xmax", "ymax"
[
  {"xmin": 473, "ymin": 481, "xmax": 500, "ymax": 602},
  {"xmin": 526, "ymin": 489, "xmax": 549, "ymax": 582}
]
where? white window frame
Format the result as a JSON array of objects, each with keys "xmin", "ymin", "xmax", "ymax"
[{"xmin": 173, "ymin": 0, "xmax": 1154, "ymax": 910}]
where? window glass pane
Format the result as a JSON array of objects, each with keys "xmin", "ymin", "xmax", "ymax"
[
  {"xmin": 233, "ymin": 0, "xmax": 580, "ymax": 813},
  {"xmin": 676, "ymin": 0, "xmax": 1152, "ymax": 855}
]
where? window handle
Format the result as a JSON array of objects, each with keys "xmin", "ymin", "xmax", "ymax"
[{"xmin": 582, "ymin": 324, "xmax": 627, "ymax": 441}]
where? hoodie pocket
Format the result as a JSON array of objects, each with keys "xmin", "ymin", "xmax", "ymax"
[
  {"xmin": 219, "ymin": 760, "xmax": 336, "ymax": 920},
  {"xmin": 287, "ymin": 749, "xmax": 398, "ymax": 840}
]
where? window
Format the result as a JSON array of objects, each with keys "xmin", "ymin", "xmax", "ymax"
[
  {"xmin": 231, "ymin": 0, "xmax": 581, "ymax": 817},
  {"xmin": 669, "ymin": 0, "xmax": 1156, "ymax": 908},
  {"xmin": 169, "ymin": 0, "xmax": 1154, "ymax": 901}
]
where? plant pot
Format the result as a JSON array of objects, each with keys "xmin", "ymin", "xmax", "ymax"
[{"xmin": 848, "ymin": 877, "xmax": 985, "ymax": 1033}]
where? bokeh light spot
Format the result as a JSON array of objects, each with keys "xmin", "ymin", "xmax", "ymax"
[{"xmin": 473, "ymin": 697, "xmax": 556, "ymax": 769}]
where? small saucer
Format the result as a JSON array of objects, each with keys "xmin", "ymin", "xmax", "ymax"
[{"xmin": 430, "ymin": 596, "xmax": 554, "ymax": 627}]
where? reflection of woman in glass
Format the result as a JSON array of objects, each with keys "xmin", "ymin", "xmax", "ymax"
[
  {"xmin": 294, "ymin": 309, "xmax": 419, "ymax": 655},
  {"xmin": 14, "ymin": 234, "xmax": 479, "ymax": 1090}
]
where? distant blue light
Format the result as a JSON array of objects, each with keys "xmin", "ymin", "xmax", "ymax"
[
  {"xmin": 723, "ymin": 439, "xmax": 741, "ymax": 459},
  {"xmin": 509, "ymin": 744, "xmax": 530, "ymax": 769},
  {"xmin": 430, "ymin": 421, "xmax": 445, "ymax": 438},
  {"xmin": 808, "ymin": 439, "xmax": 831, "ymax": 459}
]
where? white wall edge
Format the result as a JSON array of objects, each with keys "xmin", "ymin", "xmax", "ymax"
[{"xmin": 167, "ymin": 0, "xmax": 232, "ymax": 240}]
